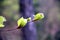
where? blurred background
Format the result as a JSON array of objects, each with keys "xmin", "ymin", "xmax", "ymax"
[{"xmin": 0, "ymin": 0, "xmax": 60, "ymax": 40}]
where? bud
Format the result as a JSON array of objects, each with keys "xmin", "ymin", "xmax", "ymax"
[
  {"xmin": 0, "ymin": 16, "xmax": 6, "ymax": 27},
  {"xmin": 17, "ymin": 17, "xmax": 27, "ymax": 27},
  {"xmin": 27, "ymin": 17, "xmax": 31, "ymax": 22},
  {"xmin": 33, "ymin": 13, "xmax": 44, "ymax": 21}
]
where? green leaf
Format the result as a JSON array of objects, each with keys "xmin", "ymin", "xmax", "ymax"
[
  {"xmin": 0, "ymin": 16, "xmax": 6, "ymax": 27},
  {"xmin": 17, "ymin": 17, "xmax": 27, "ymax": 27},
  {"xmin": 0, "ymin": 16, "xmax": 6, "ymax": 22},
  {"xmin": 0, "ymin": 24, "xmax": 5, "ymax": 27},
  {"xmin": 27, "ymin": 17, "xmax": 31, "ymax": 22},
  {"xmin": 33, "ymin": 13, "xmax": 44, "ymax": 21},
  {"xmin": 21, "ymin": 19, "xmax": 27, "ymax": 27}
]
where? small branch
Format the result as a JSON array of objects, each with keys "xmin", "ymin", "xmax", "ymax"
[{"xmin": 0, "ymin": 18, "xmax": 38, "ymax": 31}]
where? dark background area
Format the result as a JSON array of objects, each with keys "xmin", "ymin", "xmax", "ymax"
[{"xmin": 0, "ymin": 0, "xmax": 60, "ymax": 40}]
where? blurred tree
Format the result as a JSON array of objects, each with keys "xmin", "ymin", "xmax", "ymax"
[{"xmin": 20, "ymin": 0, "xmax": 37, "ymax": 40}]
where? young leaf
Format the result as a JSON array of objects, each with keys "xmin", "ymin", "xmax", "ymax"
[
  {"xmin": 33, "ymin": 13, "xmax": 44, "ymax": 21},
  {"xmin": 0, "ymin": 24, "xmax": 4, "ymax": 27},
  {"xmin": 21, "ymin": 19, "xmax": 27, "ymax": 27},
  {"xmin": 27, "ymin": 17, "xmax": 31, "ymax": 22},
  {"xmin": 0, "ymin": 16, "xmax": 6, "ymax": 27},
  {"xmin": 17, "ymin": 17, "xmax": 27, "ymax": 28}
]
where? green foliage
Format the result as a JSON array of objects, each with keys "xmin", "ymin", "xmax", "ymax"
[
  {"xmin": 17, "ymin": 13, "xmax": 44, "ymax": 28},
  {"xmin": 27, "ymin": 17, "xmax": 31, "ymax": 22},
  {"xmin": 33, "ymin": 13, "xmax": 44, "ymax": 21},
  {"xmin": 0, "ymin": 16, "xmax": 6, "ymax": 27},
  {"xmin": 2, "ymin": 0, "xmax": 19, "ymax": 21},
  {"xmin": 17, "ymin": 17, "xmax": 27, "ymax": 27}
]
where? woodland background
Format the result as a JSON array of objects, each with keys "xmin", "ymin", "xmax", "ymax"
[{"xmin": 0, "ymin": 0, "xmax": 60, "ymax": 40}]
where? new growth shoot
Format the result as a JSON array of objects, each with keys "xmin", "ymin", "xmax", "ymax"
[
  {"xmin": 0, "ymin": 16, "xmax": 6, "ymax": 27},
  {"xmin": 17, "ymin": 13, "xmax": 44, "ymax": 28},
  {"xmin": 0, "ymin": 13, "xmax": 44, "ymax": 31}
]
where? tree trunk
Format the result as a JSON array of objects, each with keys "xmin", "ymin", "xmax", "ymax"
[{"xmin": 20, "ymin": 0, "xmax": 37, "ymax": 40}]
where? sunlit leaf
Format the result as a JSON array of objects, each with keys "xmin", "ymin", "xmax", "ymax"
[
  {"xmin": 17, "ymin": 17, "xmax": 27, "ymax": 27},
  {"xmin": 33, "ymin": 13, "xmax": 44, "ymax": 21},
  {"xmin": 27, "ymin": 17, "xmax": 31, "ymax": 22},
  {"xmin": 21, "ymin": 19, "xmax": 27, "ymax": 27},
  {"xmin": 0, "ymin": 24, "xmax": 5, "ymax": 27},
  {"xmin": 0, "ymin": 16, "xmax": 6, "ymax": 27}
]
